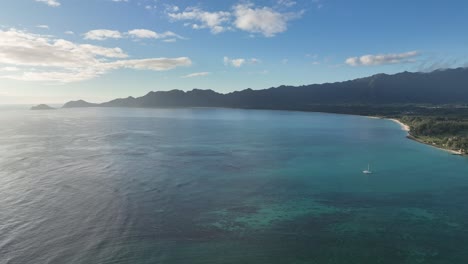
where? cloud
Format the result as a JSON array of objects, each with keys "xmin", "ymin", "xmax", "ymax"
[
  {"xmin": 35, "ymin": 0, "xmax": 60, "ymax": 7},
  {"xmin": 127, "ymin": 29, "xmax": 183, "ymax": 40},
  {"xmin": 112, "ymin": 0, "xmax": 128, "ymax": 2},
  {"xmin": 233, "ymin": 3, "xmax": 300, "ymax": 37},
  {"xmin": 345, "ymin": 51, "xmax": 420, "ymax": 66},
  {"xmin": 64, "ymin": 31, "xmax": 74, "ymax": 35},
  {"xmin": 168, "ymin": 7, "xmax": 231, "ymax": 34},
  {"xmin": 277, "ymin": 0, "xmax": 296, "ymax": 7},
  {"xmin": 165, "ymin": 4, "xmax": 180, "ymax": 12},
  {"xmin": 36, "ymin": 25, "xmax": 49, "ymax": 29},
  {"xmin": 224, "ymin": 57, "xmax": 260, "ymax": 67},
  {"xmin": 0, "ymin": 28, "xmax": 191, "ymax": 83},
  {"xmin": 84, "ymin": 29, "xmax": 123, "ymax": 40},
  {"xmin": 128, "ymin": 29, "xmax": 157, "ymax": 39},
  {"xmin": 181, "ymin": 72, "xmax": 211, "ymax": 78},
  {"xmin": 108, "ymin": 58, "xmax": 191, "ymax": 71},
  {"xmin": 168, "ymin": 3, "xmax": 301, "ymax": 37},
  {"xmin": 84, "ymin": 29, "xmax": 183, "ymax": 41}
]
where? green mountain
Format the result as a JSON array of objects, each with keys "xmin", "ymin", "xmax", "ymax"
[{"xmin": 63, "ymin": 67, "xmax": 468, "ymax": 109}]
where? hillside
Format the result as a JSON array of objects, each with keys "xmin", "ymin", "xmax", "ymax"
[{"xmin": 62, "ymin": 67, "xmax": 468, "ymax": 109}]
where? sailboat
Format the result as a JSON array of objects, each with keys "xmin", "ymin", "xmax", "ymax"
[{"xmin": 363, "ymin": 164, "xmax": 372, "ymax": 174}]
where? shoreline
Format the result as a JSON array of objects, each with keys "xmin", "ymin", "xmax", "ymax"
[
  {"xmin": 387, "ymin": 118, "xmax": 410, "ymax": 132},
  {"xmin": 405, "ymin": 134, "xmax": 463, "ymax": 155},
  {"xmin": 371, "ymin": 116, "xmax": 463, "ymax": 156}
]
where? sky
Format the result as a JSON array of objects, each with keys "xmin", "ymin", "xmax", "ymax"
[{"xmin": 1, "ymin": 0, "xmax": 468, "ymax": 104}]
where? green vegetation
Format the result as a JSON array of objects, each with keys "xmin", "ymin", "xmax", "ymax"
[
  {"xmin": 399, "ymin": 115, "xmax": 468, "ymax": 154},
  {"xmin": 278, "ymin": 104, "xmax": 468, "ymax": 155},
  {"xmin": 346, "ymin": 104, "xmax": 468, "ymax": 154}
]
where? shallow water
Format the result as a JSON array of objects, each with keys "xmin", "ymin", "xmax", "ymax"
[{"xmin": 1, "ymin": 107, "xmax": 468, "ymax": 263}]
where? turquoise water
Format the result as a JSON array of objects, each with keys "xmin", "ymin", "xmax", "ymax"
[{"xmin": 1, "ymin": 107, "xmax": 468, "ymax": 263}]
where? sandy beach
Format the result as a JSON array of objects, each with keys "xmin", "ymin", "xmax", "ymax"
[
  {"xmin": 407, "ymin": 134, "xmax": 463, "ymax": 155},
  {"xmin": 370, "ymin": 116, "xmax": 463, "ymax": 155},
  {"xmin": 388, "ymin": 118, "xmax": 410, "ymax": 132},
  {"xmin": 389, "ymin": 118, "xmax": 463, "ymax": 155}
]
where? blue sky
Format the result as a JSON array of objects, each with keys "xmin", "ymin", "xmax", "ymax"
[{"xmin": 1, "ymin": 0, "xmax": 468, "ymax": 104}]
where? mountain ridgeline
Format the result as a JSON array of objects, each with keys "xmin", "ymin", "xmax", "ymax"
[{"xmin": 63, "ymin": 68, "xmax": 468, "ymax": 109}]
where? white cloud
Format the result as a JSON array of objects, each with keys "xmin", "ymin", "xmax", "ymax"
[
  {"xmin": 345, "ymin": 51, "xmax": 420, "ymax": 66},
  {"xmin": 165, "ymin": 5, "xmax": 180, "ymax": 12},
  {"xmin": 145, "ymin": 5, "xmax": 156, "ymax": 10},
  {"xmin": 36, "ymin": 25, "xmax": 49, "ymax": 29},
  {"xmin": 84, "ymin": 29, "xmax": 123, "ymax": 40},
  {"xmin": 168, "ymin": 3, "xmax": 301, "ymax": 37},
  {"xmin": 0, "ymin": 28, "xmax": 191, "ymax": 83},
  {"xmin": 224, "ymin": 57, "xmax": 260, "ymax": 67},
  {"xmin": 233, "ymin": 3, "xmax": 300, "ymax": 37},
  {"xmin": 84, "ymin": 29, "xmax": 183, "ymax": 41},
  {"xmin": 35, "ymin": 0, "xmax": 60, "ymax": 7},
  {"xmin": 127, "ymin": 29, "xmax": 183, "ymax": 40},
  {"xmin": 107, "ymin": 58, "xmax": 191, "ymax": 71},
  {"xmin": 128, "ymin": 29, "xmax": 158, "ymax": 39},
  {"xmin": 181, "ymin": 72, "xmax": 211, "ymax": 78},
  {"xmin": 168, "ymin": 7, "xmax": 231, "ymax": 34},
  {"xmin": 277, "ymin": 0, "xmax": 296, "ymax": 7},
  {"xmin": 64, "ymin": 31, "xmax": 74, "ymax": 35},
  {"xmin": 112, "ymin": 0, "xmax": 128, "ymax": 2}
]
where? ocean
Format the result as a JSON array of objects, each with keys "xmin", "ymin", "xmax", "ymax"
[{"xmin": 1, "ymin": 107, "xmax": 468, "ymax": 264}]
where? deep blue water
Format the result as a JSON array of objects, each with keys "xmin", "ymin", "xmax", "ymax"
[{"xmin": 1, "ymin": 107, "xmax": 468, "ymax": 264}]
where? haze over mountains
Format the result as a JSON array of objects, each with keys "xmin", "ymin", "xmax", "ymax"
[{"xmin": 63, "ymin": 68, "xmax": 468, "ymax": 110}]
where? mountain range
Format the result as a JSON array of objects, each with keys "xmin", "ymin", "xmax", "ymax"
[{"xmin": 63, "ymin": 67, "xmax": 468, "ymax": 110}]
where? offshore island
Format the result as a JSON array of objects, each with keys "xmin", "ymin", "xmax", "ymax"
[{"xmin": 60, "ymin": 67, "xmax": 468, "ymax": 155}]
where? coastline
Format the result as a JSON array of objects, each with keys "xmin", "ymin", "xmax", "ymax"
[
  {"xmin": 406, "ymin": 134, "xmax": 463, "ymax": 155},
  {"xmin": 382, "ymin": 117, "xmax": 463, "ymax": 155},
  {"xmin": 387, "ymin": 118, "xmax": 410, "ymax": 132},
  {"xmin": 366, "ymin": 115, "xmax": 463, "ymax": 155}
]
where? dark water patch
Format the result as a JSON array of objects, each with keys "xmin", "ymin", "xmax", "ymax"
[{"xmin": 316, "ymin": 191, "xmax": 439, "ymax": 209}]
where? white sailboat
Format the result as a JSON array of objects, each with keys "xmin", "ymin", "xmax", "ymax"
[{"xmin": 363, "ymin": 164, "xmax": 372, "ymax": 174}]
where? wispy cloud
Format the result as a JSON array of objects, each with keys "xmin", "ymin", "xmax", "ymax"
[
  {"xmin": 84, "ymin": 29, "xmax": 183, "ymax": 41},
  {"xmin": 35, "ymin": 0, "xmax": 61, "ymax": 7},
  {"xmin": 345, "ymin": 51, "xmax": 420, "ymax": 66},
  {"xmin": 168, "ymin": 2, "xmax": 302, "ymax": 37},
  {"xmin": 224, "ymin": 57, "xmax": 260, "ymax": 67},
  {"xmin": 181, "ymin": 72, "xmax": 211, "ymax": 78},
  {"xmin": 233, "ymin": 3, "xmax": 300, "ymax": 37},
  {"xmin": 36, "ymin": 25, "xmax": 49, "ymax": 29},
  {"xmin": 168, "ymin": 7, "xmax": 231, "ymax": 34},
  {"xmin": 277, "ymin": 0, "xmax": 297, "ymax": 7},
  {"xmin": 128, "ymin": 29, "xmax": 158, "ymax": 38},
  {"xmin": 84, "ymin": 29, "xmax": 123, "ymax": 40},
  {"xmin": 127, "ymin": 29, "xmax": 183, "ymax": 40},
  {"xmin": 0, "ymin": 28, "xmax": 191, "ymax": 83}
]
